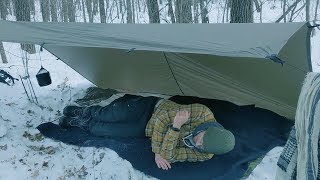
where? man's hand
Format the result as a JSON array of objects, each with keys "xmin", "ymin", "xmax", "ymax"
[
  {"xmin": 155, "ymin": 154, "xmax": 171, "ymax": 170},
  {"xmin": 173, "ymin": 110, "xmax": 191, "ymax": 129}
]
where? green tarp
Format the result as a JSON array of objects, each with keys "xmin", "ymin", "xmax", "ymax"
[{"xmin": 0, "ymin": 21, "xmax": 313, "ymax": 119}]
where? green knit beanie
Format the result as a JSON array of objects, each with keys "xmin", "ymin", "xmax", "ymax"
[{"xmin": 202, "ymin": 127, "xmax": 235, "ymax": 155}]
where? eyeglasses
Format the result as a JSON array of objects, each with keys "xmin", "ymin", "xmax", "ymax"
[
  {"xmin": 182, "ymin": 132, "xmax": 205, "ymax": 152},
  {"xmin": 182, "ymin": 133, "xmax": 195, "ymax": 148}
]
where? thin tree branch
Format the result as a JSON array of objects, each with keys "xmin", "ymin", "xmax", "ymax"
[
  {"xmin": 253, "ymin": 0, "xmax": 261, "ymax": 12},
  {"xmin": 291, "ymin": 4, "xmax": 306, "ymax": 22},
  {"xmin": 275, "ymin": 0, "xmax": 302, "ymax": 23}
]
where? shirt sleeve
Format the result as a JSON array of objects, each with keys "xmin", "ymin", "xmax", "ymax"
[
  {"xmin": 150, "ymin": 112, "xmax": 171, "ymax": 154},
  {"xmin": 160, "ymin": 128, "xmax": 213, "ymax": 163}
]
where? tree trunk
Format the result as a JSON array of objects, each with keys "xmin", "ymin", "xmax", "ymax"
[
  {"xmin": 93, "ymin": 0, "xmax": 99, "ymax": 15},
  {"xmin": 6, "ymin": 0, "xmax": 12, "ymax": 16},
  {"xmin": 74, "ymin": 0, "xmax": 81, "ymax": 8},
  {"xmin": 230, "ymin": 0, "xmax": 253, "ymax": 23},
  {"xmin": 132, "ymin": 0, "xmax": 135, "ymax": 23},
  {"xmin": 193, "ymin": 0, "xmax": 199, "ymax": 23},
  {"xmin": 167, "ymin": 0, "xmax": 175, "ymax": 23},
  {"xmin": 283, "ymin": 0, "xmax": 286, "ymax": 22},
  {"xmin": 86, "ymin": 0, "xmax": 94, "ymax": 22},
  {"xmin": 137, "ymin": 0, "xmax": 140, "ymax": 12},
  {"xmin": 29, "ymin": 0, "xmax": 35, "ymax": 17},
  {"xmin": 98, "ymin": 0, "xmax": 106, "ymax": 23},
  {"xmin": 106, "ymin": 0, "xmax": 109, "ymax": 20},
  {"xmin": 14, "ymin": 0, "xmax": 36, "ymax": 54},
  {"xmin": 175, "ymin": 0, "xmax": 192, "ymax": 23},
  {"xmin": 117, "ymin": 0, "xmax": 121, "ymax": 19},
  {"xmin": 119, "ymin": 0, "xmax": 125, "ymax": 22},
  {"xmin": 15, "ymin": 0, "xmax": 31, "ymax": 21},
  {"xmin": 62, "ymin": 0, "xmax": 68, "ymax": 22},
  {"xmin": 81, "ymin": 0, "xmax": 87, "ymax": 22},
  {"xmin": 40, "ymin": 0, "xmax": 50, "ymax": 22},
  {"xmin": 259, "ymin": 0, "xmax": 262, "ymax": 23},
  {"xmin": 146, "ymin": 0, "xmax": 160, "ymax": 23},
  {"xmin": 200, "ymin": 0, "xmax": 209, "ymax": 23},
  {"xmin": 226, "ymin": 0, "xmax": 229, "ymax": 22},
  {"xmin": 306, "ymin": 0, "xmax": 310, "ymax": 21},
  {"xmin": 222, "ymin": 0, "xmax": 230, "ymax": 23},
  {"xmin": 0, "ymin": 0, "xmax": 8, "ymax": 20},
  {"xmin": 68, "ymin": 0, "xmax": 76, "ymax": 22},
  {"xmin": 315, "ymin": 0, "xmax": 320, "ymax": 21},
  {"xmin": 126, "ymin": 0, "xmax": 133, "ymax": 23},
  {"xmin": 0, "ymin": 42, "xmax": 8, "ymax": 64},
  {"xmin": 50, "ymin": 0, "xmax": 58, "ymax": 22}
]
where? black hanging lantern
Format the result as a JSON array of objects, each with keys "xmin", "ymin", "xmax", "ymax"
[{"xmin": 36, "ymin": 66, "xmax": 52, "ymax": 87}]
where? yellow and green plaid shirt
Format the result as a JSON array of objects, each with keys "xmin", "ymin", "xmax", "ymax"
[{"xmin": 145, "ymin": 99, "xmax": 215, "ymax": 163}]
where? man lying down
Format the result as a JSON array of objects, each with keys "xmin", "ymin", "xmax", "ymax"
[{"xmin": 58, "ymin": 94, "xmax": 235, "ymax": 170}]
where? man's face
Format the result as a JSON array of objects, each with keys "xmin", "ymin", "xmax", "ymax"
[{"xmin": 192, "ymin": 131, "xmax": 205, "ymax": 149}]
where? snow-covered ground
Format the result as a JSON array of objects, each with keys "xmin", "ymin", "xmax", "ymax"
[{"xmin": 1, "ymin": 0, "xmax": 320, "ymax": 179}]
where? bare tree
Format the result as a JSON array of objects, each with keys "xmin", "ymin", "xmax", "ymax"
[
  {"xmin": 14, "ymin": 0, "xmax": 36, "ymax": 54},
  {"xmin": 29, "ymin": 0, "xmax": 35, "ymax": 17},
  {"xmin": 137, "ymin": 0, "xmax": 140, "ymax": 12},
  {"xmin": 200, "ymin": 0, "xmax": 209, "ymax": 23},
  {"xmin": 93, "ymin": 0, "xmax": 99, "ymax": 16},
  {"xmin": 289, "ymin": 1, "xmax": 298, "ymax": 22},
  {"xmin": 0, "ymin": 42, "xmax": 7, "ymax": 64},
  {"xmin": 259, "ymin": 0, "xmax": 264, "ymax": 23},
  {"xmin": 175, "ymin": 0, "xmax": 192, "ymax": 23},
  {"xmin": 50, "ymin": 0, "xmax": 58, "ymax": 22},
  {"xmin": 118, "ymin": 0, "xmax": 123, "ymax": 21},
  {"xmin": 230, "ymin": 0, "xmax": 253, "ymax": 23},
  {"xmin": 283, "ymin": 0, "xmax": 287, "ymax": 22},
  {"xmin": 222, "ymin": 0, "xmax": 228, "ymax": 23},
  {"xmin": 98, "ymin": 0, "xmax": 106, "ymax": 23},
  {"xmin": 68, "ymin": 0, "xmax": 76, "ymax": 22},
  {"xmin": 86, "ymin": 0, "xmax": 94, "ymax": 22},
  {"xmin": 0, "ymin": 0, "xmax": 8, "ymax": 20},
  {"xmin": 106, "ymin": 0, "xmax": 109, "ymax": 13},
  {"xmin": 306, "ymin": 0, "xmax": 310, "ymax": 21},
  {"xmin": 74, "ymin": 0, "xmax": 81, "ymax": 8},
  {"xmin": 168, "ymin": 0, "xmax": 175, "ymax": 23},
  {"xmin": 132, "ymin": 0, "xmax": 136, "ymax": 23},
  {"xmin": 253, "ymin": 0, "xmax": 261, "ymax": 12},
  {"xmin": 81, "ymin": 0, "xmax": 87, "ymax": 22},
  {"xmin": 126, "ymin": 0, "xmax": 133, "ymax": 23},
  {"xmin": 61, "ymin": 0, "xmax": 68, "ymax": 22},
  {"xmin": 315, "ymin": 0, "xmax": 320, "ymax": 21},
  {"xmin": 117, "ymin": 0, "xmax": 121, "ymax": 19},
  {"xmin": 193, "ymin": 0, "xmax": 199, "ymax": 23},
  {"xmin": 147, "ymin": 0, "xmax": 160, "ymax": 23},
  {"xmin": 0, "ymin": 1, "xmax": 8, "ymax": 63},
  {"xmin": 276, "ymin": 0, "xmax": 302, "ymax": 23},
  {"xmin": 40, "ymin": 0, "xmax": 50, "ymax": 22}
]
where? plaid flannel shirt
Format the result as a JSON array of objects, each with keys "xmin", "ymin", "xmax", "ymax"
[{"xmin": 145, "ymin": 99, "xmax": 215, "ymax": 163}]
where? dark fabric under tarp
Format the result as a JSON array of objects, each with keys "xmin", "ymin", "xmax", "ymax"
[{"xmin": 37, "ymin": 96, "xmax": 293, "ymax": 180}]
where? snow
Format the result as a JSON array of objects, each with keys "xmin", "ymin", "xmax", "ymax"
[
  {"xmin": 0, "ymin": 1, "xmax": 320, "ymax": 180},
  {"xmin": 0, "ymin": 126, "xmax": 7, "ymax": 138}
]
